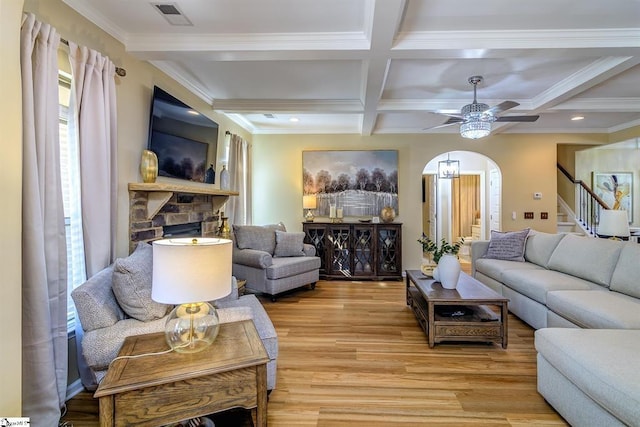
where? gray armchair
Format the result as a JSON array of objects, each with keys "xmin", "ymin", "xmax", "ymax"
[
  {"xmin": 232, "ymin": 223, "xmax": 321, "ymax": 301},
  {"xmin": 71, "ymin": 243, "xmax": 278, "ymax": 391}
]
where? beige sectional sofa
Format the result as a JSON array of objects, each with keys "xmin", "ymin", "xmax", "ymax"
[{"xmin": 471, "ymin": 232, "xmax": 640, "ymax": 427}]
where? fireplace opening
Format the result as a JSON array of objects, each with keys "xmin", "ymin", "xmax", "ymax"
[{"xmin": 163, "ymin": 222, "xmax": 202, "ymax": 238}]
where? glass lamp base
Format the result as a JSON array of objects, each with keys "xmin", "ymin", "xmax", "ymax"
[{"xmin": 164, "ymin": 302, "xmax": 220, "ymax": 353}]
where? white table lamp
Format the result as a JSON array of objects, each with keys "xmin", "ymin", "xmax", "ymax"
[
  {"xmin": 597, "ymin": 209, "xmax": 630, "ymax": 240},
  {"xmin": 152, "ymin": 237, "xmax": 232, "ymax": 353},
  {"xmin": 303, "ymin": 194, "xmax": 317, "ymax": 222}
]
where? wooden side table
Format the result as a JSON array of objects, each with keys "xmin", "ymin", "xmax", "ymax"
[{"xmin": 94, "ymin": 320, "xmax": 269, "ymax": 427}]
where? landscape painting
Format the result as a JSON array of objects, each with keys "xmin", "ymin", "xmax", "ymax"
[{"xmin": 303, "ymin": 150, "xmax": 398, "ymax": 217}]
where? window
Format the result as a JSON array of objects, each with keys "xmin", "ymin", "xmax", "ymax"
[{"xmin": 59, "ymin": 71, "xmax": 86, "ymax": 332}]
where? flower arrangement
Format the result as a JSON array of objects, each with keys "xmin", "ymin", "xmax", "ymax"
[{"xmin": 417, "ymin": 233, "xmax": 465, "ymax": 264}]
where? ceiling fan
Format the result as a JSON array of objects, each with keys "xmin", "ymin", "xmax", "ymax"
[{"xmin": 426, "ymin": 76, "xmax": 539, "ymax": 139}]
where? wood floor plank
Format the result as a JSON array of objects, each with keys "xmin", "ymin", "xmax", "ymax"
[{"xmin": 62, "ymin": 277, "xmax": 567, "ymax": 426}]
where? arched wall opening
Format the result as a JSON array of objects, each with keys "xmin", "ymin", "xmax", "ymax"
[{"xmin": 422, "ymin": 151, "xmax": 502, "ymax": 259}]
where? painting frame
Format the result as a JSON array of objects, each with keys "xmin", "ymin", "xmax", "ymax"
[
  {"xmin": 592, "ymin": 171, "xmax": 633, "ymax": 222},
  {"xmin": 302, "ymin": 150, "xmax": 399, "ymax": 218}
]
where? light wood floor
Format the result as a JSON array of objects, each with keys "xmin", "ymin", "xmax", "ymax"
[{"xmin": 62, "ymin": 271, "xmax": 567, "ymax": 426}]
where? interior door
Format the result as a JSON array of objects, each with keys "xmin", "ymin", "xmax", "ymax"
[
  {"xmin": 422, "ymin": 174, "xmax": 437, "ymax": 239},
  {"xmin": 489, "ymin": 169, "xmax": 501, "ymax": 232}
]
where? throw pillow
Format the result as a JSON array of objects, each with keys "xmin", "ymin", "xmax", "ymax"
[
  {"xmin": 274, "ymin": 230, "xmax": 306, "ymax": 257},
  {"xmin": 484, "ymin": 228, "xmax": 531, "ymax": 262},
  {"xmin": 233, "ymin": 223, "xmax": 286, "ymax": 254},
  {"xmin": 111, "ymin": 242, "xmax": 171, "ymax": 322}
]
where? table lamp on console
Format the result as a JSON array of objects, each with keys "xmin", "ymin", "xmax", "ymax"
[
  {"xmin": 597, "ymin": 209, "xmax": 630, "ymax": 240},
  {"xmin": 152, "ymin": 237, "xmax": 232, "ymax": 353}
]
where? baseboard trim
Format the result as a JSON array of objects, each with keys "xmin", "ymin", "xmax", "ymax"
[{"xmin": 66, "ymin": 378, "xmax": 85, "ymax": 401}]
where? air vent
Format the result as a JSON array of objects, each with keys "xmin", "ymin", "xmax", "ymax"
[
  {"xmin": 264, "ymin": 114, "xmax": 275, "ymax": 119},
  {"xmin": 152, "ymin": 3, "xmax": 193, "ymax": 26}
]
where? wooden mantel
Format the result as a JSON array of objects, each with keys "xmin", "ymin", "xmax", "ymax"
[{"xmin": 128, "ymin": 182, "xmax": 239, "ymax": 220}]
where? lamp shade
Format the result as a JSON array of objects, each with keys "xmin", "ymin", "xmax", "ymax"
[
  {"xmin": 597, "ymin": 210, "xmax": 630, "ymax": 238},
  {"xmin": 303, "ymin": 194, "xmax": 317, "ymax": 209},
  {"xmin": 152, "ymin": 237, "xmax": 232, "ymax": 304}
]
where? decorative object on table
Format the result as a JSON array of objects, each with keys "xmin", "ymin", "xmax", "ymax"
[
  {"xmin": 380, "ymin": 206, "xmax": 396, "ymax": 223},
  {"xmin": 218, "ymin": 216, "xmax": 231, "ymax": 238},
  {"xmin": 151, "ymin": 237, "xmax": 232, "ymax": 353},
  {"xmin": 438, "ymin": 153, "xmax": 460, "ymax": 179},
  {"xmin": 437, "ymin": 253, "xmax": 462, "ymax": 289},
  {"xmin": 139, "ymin": 149, "xmax": 158, "ymax": 183},
  {"xmin": 303, "ymin": 194, "xmax": 317, "ymax": 222},
  {"xmin": 220, "ymin": 163, "xmax": 230, "ymax": 190},
  {"xmin": 417, "ymin": 233, "xmax": 464, "ymax": 287},
  {"xmin": 420, "ymin": 252, "xmax": 436, "ymax": 277},
  {"xmin": 302, "ymin": 150, "xmax": 398, "ymax": 218},
  {"xmin": 204, "ymin": 164, "xmax": 215, "ymax": 184},
  {"xmin": 329, "ymin": 204, "xmax": 342, "ymax": 223},
  {"xmin": 597, "ymin": 209, "xmax": 630, "ymax": 240},
  {"xmin": 593, "ymin": 172, "xmax": 633, "ymax": 222}
]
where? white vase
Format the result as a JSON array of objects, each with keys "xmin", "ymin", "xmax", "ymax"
[
  {"xmin": 432, "ymin": 266, "xmax": 440, "ymax": 282},
  {"xmin": 438, "ymin": 254, "xmax": 461, "ymax": 289}
]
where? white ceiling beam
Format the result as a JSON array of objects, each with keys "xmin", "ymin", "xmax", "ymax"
[{"xmin": 212, "ymin": 99, "xmax": 363, "ymax": 114}]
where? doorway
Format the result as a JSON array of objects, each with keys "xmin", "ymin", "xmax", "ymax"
[{"xmin": 422, "ymin": 151, "xmax": 501, "ymax": 261}]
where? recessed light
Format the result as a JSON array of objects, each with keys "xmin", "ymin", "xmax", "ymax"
[
  {"xmin": 289, "ymin": 117, "xmax": 299, "ymax": 122},
  {"xmin": 571, "ymin": 116, "xmax": 584, "ymax": 121}
]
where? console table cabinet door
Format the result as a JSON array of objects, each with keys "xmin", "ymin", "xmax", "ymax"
[{"xmin": 303, "ymin": 222, "xmax": 402, "ymax": 280}]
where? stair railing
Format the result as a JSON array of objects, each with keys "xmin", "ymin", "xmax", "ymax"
[{"xmin": 557, "ymin": 163, "xmax": 609, "ymax": 236}]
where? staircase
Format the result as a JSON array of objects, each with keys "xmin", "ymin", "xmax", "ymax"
[{"xmin": 556, "ymin": 196, "xmax": 583, "ymax": 234}]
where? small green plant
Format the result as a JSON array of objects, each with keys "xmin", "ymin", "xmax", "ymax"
[{"xmin": 417, "ymin": 233, "xmax": 464, "ymax": 264}]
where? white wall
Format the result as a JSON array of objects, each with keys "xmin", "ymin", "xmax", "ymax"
[{"xmin": 576, "ymin": 144, "xmax": 640, "ymax": 227}]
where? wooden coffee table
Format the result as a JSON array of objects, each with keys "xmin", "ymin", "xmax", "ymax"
[
  {"xmin": 405, "ymin": 270, "xmax": 509, "ymax": 348},
  {"xmin": 94, "ymin": 320, "xmax": 269, "ymax": 427}
]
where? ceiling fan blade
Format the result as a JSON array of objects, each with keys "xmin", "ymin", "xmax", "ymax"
[
  {"xmin": 485, "ymin": 100, "xmax": 519, "ymax": 117},
  {"xmin": 442, "ymin": 117, "xmax": 463, "ymax": 125},
  {"xmin": 422, "ymin": 121, "xmax": 461, "ymax": 131},
  {"xmin": 495, "ymin": 115, "xmax": 540, "ymax": 122}
]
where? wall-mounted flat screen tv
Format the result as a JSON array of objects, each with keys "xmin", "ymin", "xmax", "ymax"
[{"xmin": 147, "ymin": 86, "xmax": 218, "ymax": 183}]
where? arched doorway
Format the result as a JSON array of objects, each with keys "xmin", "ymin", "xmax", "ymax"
[{"xmin": 422, "ymin": 151, "xmax": 502, "ymax": 261}]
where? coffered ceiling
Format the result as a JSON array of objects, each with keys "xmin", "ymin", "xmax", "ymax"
[{"xmin": 62, "ymin": 0, "xmax": 640, "ymax": 136}]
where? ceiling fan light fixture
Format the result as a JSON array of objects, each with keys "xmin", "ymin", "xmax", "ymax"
[{"xmin": 460, "ymin": 120, "xmax": 491, "ymax": 139}]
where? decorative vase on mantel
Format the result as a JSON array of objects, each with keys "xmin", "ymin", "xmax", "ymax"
[
  {"xmin": 437, "ymin": 254, "xmax": 461, "ymax": 289},
  {"xmin": 140, "ymin": 149, "xmax": 158, "ymax": 183}
]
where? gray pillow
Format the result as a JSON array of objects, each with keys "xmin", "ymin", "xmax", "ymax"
[
  {"xmin": 274, "ymin": 230, "xmax": 306, "ymax": 257},
  {"xmin": 484, "ymin": 228, "xmax": 530, "ymax": 262},
  {"xmin": 233, "ymin": 223, "xmax": 286, "ymax": 254},
  {"xmin": 111, "ymin": 242, "xmax": 171, "ymax": 322}
]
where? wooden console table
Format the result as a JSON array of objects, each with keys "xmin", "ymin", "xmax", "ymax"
[{"xmin": 95, "ymin": 320, "xmax": 268, "ymax": 427}]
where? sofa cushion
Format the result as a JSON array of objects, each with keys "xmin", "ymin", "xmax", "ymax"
[
  {"xmin": 546, "ymin": 289, "xmax": 640, "ymax": 329},
  {"xmin": 233, "ymin": 223, "xmax": 286, "ymax": 254},
  {"xmin": 474, "ymin": 258, "xmax": 544, "ymax": 283},
  {"xmin": 547, "ymin": 234, "xmax": 624, "ymax": 287},
  {"xmin": 484, "ymin": 228, "xmax": 530, "ymax": 262},
  {"xmin": 111, "ymin": 242, "xmax": 171, "ymax": 322},
  {"xmin": 274, "ymin": 230, "xmax": 306, "ymax": 257},
  {"xmin": 524, "ymin": 231, "xmax": 566, "ymax": 268},
  {"xmin": 535, "ymin": 328, "xmax": 640, "ymax": 426},
  {"xmin": 71, "ymin": 266, "xmax": 125, "ymax": 332},
  {"xmin": 501, "ymin": 268, "xmax": 596, "ymax": 304},
  {"xmin": 609, "ymin": 243, "xmax": 640, "ymax": 299},
  {"xmin": 266, "ymin": 256, "xmax": 321, "ymax": 280}
]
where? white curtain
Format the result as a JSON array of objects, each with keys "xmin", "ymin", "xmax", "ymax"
[
  {"xmin": 68, "ymin": 42, "xmax": 118, "ymax": 277},
  {"xmin": 68, "ymin": 42, "xmax": 118, "ymax": 389},
  {"xmin": 227, "ymin": 134, "xmax": 252, "ymax": 225},
  {"xmin": 20, "ymin": 13, "xmax": 68, "ymax": 425}
]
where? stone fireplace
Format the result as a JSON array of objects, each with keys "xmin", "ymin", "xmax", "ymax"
[{"xmin": 128, "ymin": 182, "xmax": 237, "ymax": 252}]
